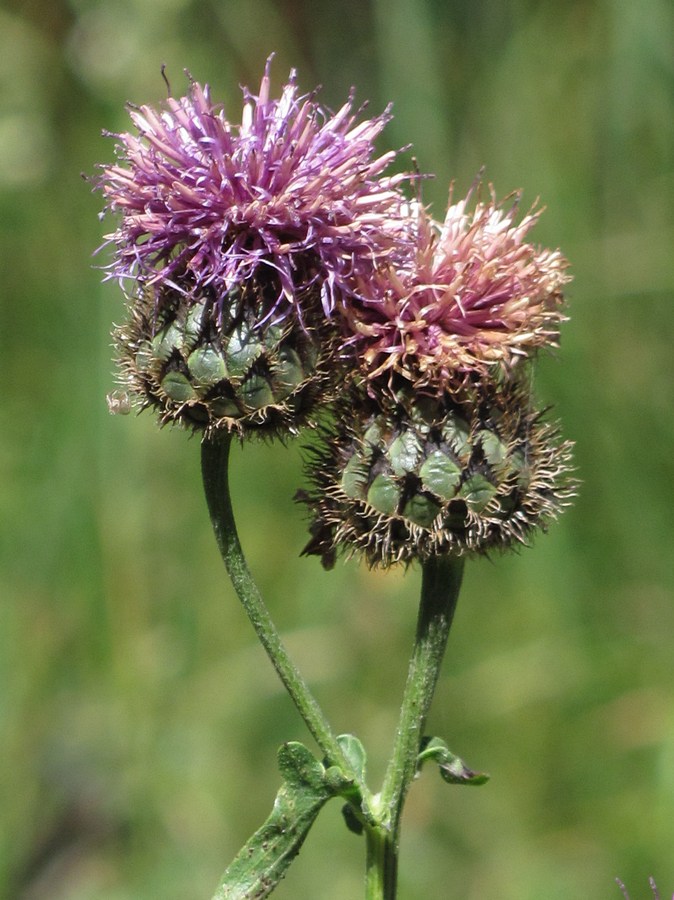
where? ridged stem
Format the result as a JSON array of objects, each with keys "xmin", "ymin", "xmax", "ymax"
[
  {"xmin": 371, "ymin": 555, "xmax": 465, "ymax": 897},
  {"xmin": 202, "ymin": 431, "xmax": 464, "ymax": 898},
  {"xmin": 364, "ymin": 822, "xmax": 397, "ymax": 900},
  {"xmin": 200, "ymin": 432, "xmax": 368, "ymax": 799}
]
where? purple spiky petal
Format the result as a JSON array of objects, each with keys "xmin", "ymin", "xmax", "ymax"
[
  {"xmin": 97, "ymin": 57, "xmax": 410, "ymax": 324},
  {"xmin": 342, "ymin": 183, "xmax": 571, "ymax": 389}
]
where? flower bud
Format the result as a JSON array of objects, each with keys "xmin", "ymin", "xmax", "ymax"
[{"xmin": 300, "ymin": 379, "xmax": 575, "ymax": 568}]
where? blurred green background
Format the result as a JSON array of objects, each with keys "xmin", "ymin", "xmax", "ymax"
[{"xmin": 1, "ymin": 0, "xmax": 673, "ymax": 897}]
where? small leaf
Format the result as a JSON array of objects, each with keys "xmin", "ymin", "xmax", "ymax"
[
  {"xmin": 277, "ymin": 741, "xmax": 327, "ymax": 793},
  {"xmin": 336, "ymin": 733, "xmax": 367, "ymax": 784},
  {"xmin": 151, "ymin": 321, "xmax": 183, "ymax": 361},
  {"xmin": 408, "ymin": 395, "xmax": 438, "ymax": 433},
  {"xmin": 134, "ymin": 343, "xmax": 153, "ymax": 373},
  {"xmin": 334, "ymin": 736, "xmax": 368, "ymax": 836},
  {"xmin": 182, "ymin": 302, "xmax": 207, "ymax": 352},
  {"xmin": 362, "ymin": 421, "xmax": 384, "ymax": 449},
  {"xmin": 477, "ymin": 429, "xmax": 508, "ymax": 468},
  {"xmin": 509, "ymin": 448, "xmax": 532, "ymax": 490},
  {"xmin": 273, "ymin": 345, "xmax": 305, "ymax": 399},
  {"xmin": 442, "ymin": 416, "xmax": 471, "ymax": 456},
  {"xmin": 323, "ymin": 765, "xmax": 354, "ymax": 795},
  {"xmin": 300, "ymin": 336, "xmax": 319, "ymax": 372},
  {"xmin": 211, "ymin": 396, "xmax": 241, "ymax": 418},
  {"xmin": 262, "ymin": 323, "xmax": 284, "ymax": 352},
  {"xmin": 188, "ymin": 345, "xmax": 227, "ymax": 388},
  {"xmin": 341, "ymin": 453, "xmax": 369, "ymax": 500},
  {"xmin": 418, "ymin": 737, "xmax": 489, "ymax": 786},
  {"xmin": 212, "ymin": 742, "xmax": 336, "ymax": 900},
  {"xmin": 240, "ymin": 374, "xmax": 274, "ymax": 410}
]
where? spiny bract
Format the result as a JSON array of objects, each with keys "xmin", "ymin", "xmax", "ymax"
[
  {"xmin": 300, "ymin": 379, "xmax": 575, "ymax": 568},
  {"xmin": 115, "ymin": 274, "xmax": 332, "ymax": 436}
]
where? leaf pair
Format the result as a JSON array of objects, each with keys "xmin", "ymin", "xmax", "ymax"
[
  {"xmin": 212, "ymin": 734, "xmax": 487, "ymax": 899},
  {"xmin": 211, "ymin": 739, "xmax": 360, "ymax": 900}
]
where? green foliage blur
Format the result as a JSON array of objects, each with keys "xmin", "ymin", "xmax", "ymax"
[{"xmin": 1, "ymin": 0, "xmax": 673, "ymax": 897}]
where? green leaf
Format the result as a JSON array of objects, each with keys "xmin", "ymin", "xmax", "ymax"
[
  {"xmin": 417, "ymin": 737, "xmax": 489, "ymax": 786},
  {"xmin": 211, "ymin": 396, "xmax": 241, "ymax": 418},
  {"xmin": 321, "ymin": 734, "xmax": 366, "ymax": 803},
  {"xmin": 182, "ymin": 302, "xmax": 207, "ymax": 352},
  {"xmin": 211, "ymin": 742, "xmax": 336, "ymax": 899},
  {"xmin": 442, "ymin": 416, "xmax": 471, "ymax": 456},
  {"xmin": 477, "ymin": 429, "xmax": 508, "ymax": 468},
  {"xmin": 273, "ymin": 345, "xmax": 305, "ymax": 399},
  {"xmin": 240, "ymin": 374, "xmax": 274, "ymax": 410},
  {"xmin": 362, "ymin": 421, "xmax": 384, "ymax": 449},
  {"xmin": 277, "ymin": 741, "xmax": 328, "ymax": 792},
  {"xmin": 318, "ymin": 734, "xmax": 367, "ymax": 812},
  {"xmin": 160, "ymin": 371, "xmax": 198, "ymax": 403},
  {"xmin": 151, "ymin": 321, "xmax": 183, "ymax": 361},
  {"xmin": 340, "ymin": 453, "xmax": 369, "ymax": 500},
  {"xmin": 336, "ymin": 733, "xmax": 367, "ymax": 784},
  {"xmin": 262, "ymin": 324, "xmax": 284, "ymax": 352},
  {"xmin": 335, "ymin": 735, "xmax": 368, "ymax": 835},
  {"xmin": 187, "ymin": 345, "xmax": 227, "ymax": 388},
  {"xmin": 509, "ymin": 448, "xmax": 532, "ymax": 490}
]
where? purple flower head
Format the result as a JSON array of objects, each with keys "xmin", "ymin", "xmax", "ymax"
[
  {"xmin": 341, "ymin": 181, "xmax": 570, "ymax": 390},
  {"xmin": 98, "ymin": 57, "xmax": 410, "ymax": 323}
]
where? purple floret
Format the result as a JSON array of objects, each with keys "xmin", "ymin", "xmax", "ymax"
[{"xmin": 98, "ymin": 57, "xmax": 410, "ymax": 322}]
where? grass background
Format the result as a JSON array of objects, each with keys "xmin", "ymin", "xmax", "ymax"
[{"xmin": 1, "ymin": 0, "xmax": 673, "ymax": 897}]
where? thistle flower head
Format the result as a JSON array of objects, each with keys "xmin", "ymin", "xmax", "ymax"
[
  {"xmin": 341, "ymin": 182, "xmax": 570, "ymax": 392},
  {"xmin": 98, "ymin": 56, "xmax": 409, "ymax": 323},
  {"xmin": 301, "ymin": 183, "xmax": 575, "ymax": 566},
  {"xmin": 97, "ymin": 59, "xmax": 414, "ymax": 437}
]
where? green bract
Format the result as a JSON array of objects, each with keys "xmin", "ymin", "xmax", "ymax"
[
  {"xmin": 113, "ymin": 278, "xmax": 334, "ymax": 438},
  {"xmin": 301, "ymin": 379, "xmax": 575, "ymax": 568}
]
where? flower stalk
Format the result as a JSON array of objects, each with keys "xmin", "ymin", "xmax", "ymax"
[
  {"xmin": 201, "ymin": 432, "xmax": 350, "ymax": 769},
  {"xmin": 366, "ymin": 555, "xmax": 465, "ymax": 898},
  {"xmin": 200, "ymin": 432, "xmax": 370, "ymax": 801},
  {"xmin": 381, "ymin": 555, "xmax": 464, "ymax": 824},
  {"xmin": 202, "ymin": 431, "xmax": 465, "ymax": 899}
]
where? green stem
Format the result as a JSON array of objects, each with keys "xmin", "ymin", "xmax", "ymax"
[
  {"xmin": 364, "ymin": 823, "xmax": 397, "ymax": 900},
  {"xmin": 202, "ymin": 429, "xmax": 464, "ymax": 898},
  {"xmin": 374, "ymin": 555, "xmax": 465, "ymax": 896},
  {"xmin": 200, "ymin": 432, "xmax": 368, "ymax": 800}
]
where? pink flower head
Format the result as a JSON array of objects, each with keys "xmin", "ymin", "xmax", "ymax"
[
  {"xmin": 342, "ymin": 182, "xmax": 570, "ymax": 388},
  {"xmin": 97, "ymin": 57, "xmax": 409, "ymax": 323}
]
